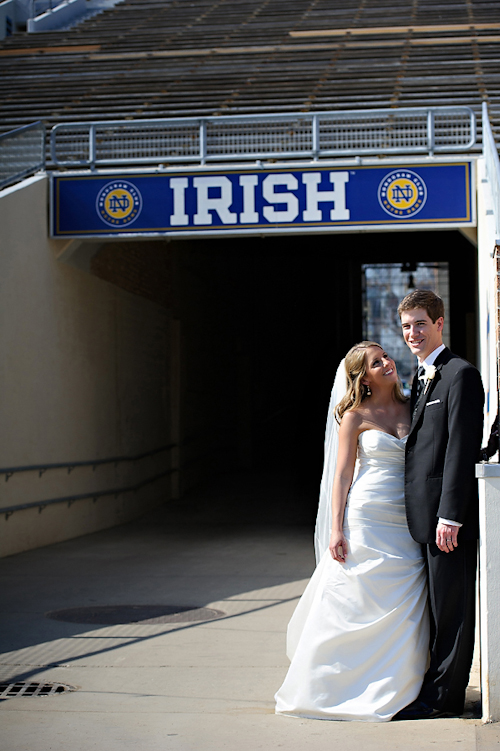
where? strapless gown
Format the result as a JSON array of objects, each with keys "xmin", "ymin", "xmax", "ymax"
[{"xmin": 275, "ymin": 429, "xmax": 429, "ymax": 722}]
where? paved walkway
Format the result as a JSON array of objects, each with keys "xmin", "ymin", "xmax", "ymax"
[{"xmin": 1, "ymin": 474, "xmax": 499, "ymax": 750}]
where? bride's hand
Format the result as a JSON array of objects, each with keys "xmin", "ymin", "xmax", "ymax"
[{"xmin": 329, "ymin": 531, "xmax": 348, "ymax": 563}]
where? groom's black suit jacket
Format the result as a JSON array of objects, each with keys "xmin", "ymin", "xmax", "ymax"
[{"xmin": 404, "ymin": 347, "xmax": 484, "ymax": 544}]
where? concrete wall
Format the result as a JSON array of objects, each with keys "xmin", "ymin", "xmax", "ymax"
[
  {"xmin": 0, "ymin": 0, "xmax": 34, "ymax": 38},
  {"xmin": 477, "ymin": 157, "xmax": 499, "ymax": 436},
  {"xmin": 0, "ymin": 174, "xmax": 173, "ymax": 557},
  {"xmin": 0, "ymin": 0, "xmax": 15, "ymax": 39},
  {"xmin": 476, "ymin": 156, "xmax": 500, "ymax": 722}
]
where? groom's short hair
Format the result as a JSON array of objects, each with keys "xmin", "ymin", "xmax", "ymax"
[{"xmin": 398, "ymin": 289, "xmax": 445, "ymax": 323}]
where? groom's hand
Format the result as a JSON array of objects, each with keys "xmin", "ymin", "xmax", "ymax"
[{"xmin": 436, "ymin": 522, "xmax": 459, "ymax": 552}]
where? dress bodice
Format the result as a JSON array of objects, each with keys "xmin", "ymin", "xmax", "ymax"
[
  {"xmin": 346, "ymin": 429, "xmax": 409, "ymax": 526},
  {"xmin": 357, "ymin": 429, "xmax": 407, "ymax": 470}
]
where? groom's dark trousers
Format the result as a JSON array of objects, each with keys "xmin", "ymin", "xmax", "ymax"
[{"xmin": 405, "ymin": 347, "xmax": 484, "ymax": 714}]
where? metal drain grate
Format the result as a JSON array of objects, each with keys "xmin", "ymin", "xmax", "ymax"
[
  {"xmin": 0, "ymin": 682, "xmax": 77, "ymax": 698},
  {"xmin": 46, "ymin": 605, "xmax": 226, "ymax": 625}
]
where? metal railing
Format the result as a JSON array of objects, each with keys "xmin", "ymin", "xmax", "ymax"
[
  {"xmin": 0, "ymin": 469, "xmax": 174, "ymax": 519},
  {"xmin": 0, "ymin": 121, "xmax": 45, "ymax": 190},
  {"xmin": 50, "ymin": 106, "xmax": 477, "ymax": 169},
  {"xmin": 31, "ymin": 0, "xmax": 58, "ymax": 14},
  {"xmin": 482, "ymin": 102, "xmax": 500, "ymax": 243},
  {"xmin": 0, "ymin": 444, "xmax": 177, "ymax": 518},
  {"xmin": 0, "ymin": 443, "xmax": 175, "ymax": 480}
]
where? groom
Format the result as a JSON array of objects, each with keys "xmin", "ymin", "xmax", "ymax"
[{"xmin": 395, "ymin": 289, "xmax": 484, "ymax": 720}]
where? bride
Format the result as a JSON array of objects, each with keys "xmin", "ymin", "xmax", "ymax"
[{"xmin": 275, "ymin": 341, "xmax": 429, "ymax": 722}]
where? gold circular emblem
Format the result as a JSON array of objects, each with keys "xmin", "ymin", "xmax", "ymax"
[
  {"xmin": 378, "ymin": 170, "xmax": 427, "ymax": 217},
  {"xmin": 96, "ymin": 180, "xmax": 143, "ymax": 228},
  {"xmin": 104, "ymin": 188, "xmax": 135, "ymax": 220}
]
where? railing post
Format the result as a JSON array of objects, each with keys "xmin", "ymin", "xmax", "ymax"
[
  {"xmin": 199, "ymin": 119, "xmax": 207, "ymax": 165},
  {"xmin": 89, "ymin": 124, "xmax": 96, "ymax": 170},
  {"xmin": 40, "ymin": 124, "xmax": 46, "ymax": 170},
  {"xmin": 50, "ymin": 125, "xmax": 58, "ymax": 165},
  {"xmin": 427, "ymin": 109, "xmax": 435, "ymax": 156},
  {"xmin": 312, "ymin": 114, "xmax": 320, "ymax": 160},
  {"xmin": 469, "ymin": 108, "xmax": 477, "ymax": 151}
]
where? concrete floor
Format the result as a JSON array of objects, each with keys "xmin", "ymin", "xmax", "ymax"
[{"xmin": 1, "ymin": 473, "xmax": 499, "ymax": 750}]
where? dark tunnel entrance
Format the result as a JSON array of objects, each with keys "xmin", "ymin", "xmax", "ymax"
[{"xmin": 160, "ymin": 229, "xmax": 478, "ymax": 527}]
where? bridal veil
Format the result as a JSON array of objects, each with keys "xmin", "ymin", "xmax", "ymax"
[{"xmin": 313, "ymin": 358, "xmax": 347, "ymax": 564}]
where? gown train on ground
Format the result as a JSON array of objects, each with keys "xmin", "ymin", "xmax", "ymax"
[{"xmin": 275, "ymin": 429, "xmax": 429, "ymax": 722}]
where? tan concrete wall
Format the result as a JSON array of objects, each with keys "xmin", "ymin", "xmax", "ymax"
[
  {"xmin": 0, "ymin": 174, "xmax": 173, "ymax": 557},
  {"xmin": 477, "ymin": 158, "xmax": 499, "ymax": 436},
  {"xmin": 476, "ymin": 157, "xmax": 500, "ymax": 722}
]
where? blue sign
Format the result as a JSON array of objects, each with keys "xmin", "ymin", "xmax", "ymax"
[{"xmin": 51, "ymin": 162, "xmax": 474, "ymax": 238}]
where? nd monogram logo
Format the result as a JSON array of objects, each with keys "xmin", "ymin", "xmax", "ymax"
[
  {"xmin": 378, "ymin": 170, "xmax": 427, "ymax": 218},
  {"xmin": 96, "ymin": 181, "xmax": 143, "ymax": 227}
]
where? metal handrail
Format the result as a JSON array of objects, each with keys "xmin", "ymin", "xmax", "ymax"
[
  {"xmin": 31, "ymin": 0, "xmax": 54, "ymax": 16},
  {"xmin": 0, "ymin": 444, "xmax": 176, "ymax": 481},
  {"xmin": 482, "ymin": 102, "xmax": 500, "ymax": 243},
  {"xmin": 0, "ymin": 468, "xmax": 175, "ymax": 519},
  {"xmin": 0, "ymin": 121, "xmax": 45, "ymax": 190},
  {"xmin": 50, "ymin": 106, "xmax": 477, "ymax": 169}
]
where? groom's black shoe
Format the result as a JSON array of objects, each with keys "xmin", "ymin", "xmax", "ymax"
[{"xmin": 392, "ymin": 700, "xmax": 460, "ymax": 721}]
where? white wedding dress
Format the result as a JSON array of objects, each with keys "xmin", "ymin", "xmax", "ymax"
[{"xmin": 275, "ymin": 429, "xmax": 429, "ymax": 722}]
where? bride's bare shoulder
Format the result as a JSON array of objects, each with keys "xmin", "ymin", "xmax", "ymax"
[
  {"xmin": 339, "ymin": 408, "xmax": 364, "ymax": 434},
  {"xmin": 341, "ymin": 405, "xmax": 379, "ymax": 435}
]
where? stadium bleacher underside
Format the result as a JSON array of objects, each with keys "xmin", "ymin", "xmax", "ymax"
[{"xmin": 0, "ymin": 0, "xmax": 499, "ymax": 148}]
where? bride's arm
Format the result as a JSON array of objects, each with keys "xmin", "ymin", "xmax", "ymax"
[{"xmin": 329, "ymin": 411, "xmax": 360, "ymax": 563}]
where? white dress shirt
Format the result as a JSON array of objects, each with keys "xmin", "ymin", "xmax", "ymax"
[{"xmin": 419, "ymin": 343, "xmax": 445, "ymax": 371}]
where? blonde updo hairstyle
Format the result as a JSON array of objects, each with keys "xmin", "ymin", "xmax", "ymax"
[{"xmin": 335, "ymin": 341, "xmax": 406, "ymax": 423}]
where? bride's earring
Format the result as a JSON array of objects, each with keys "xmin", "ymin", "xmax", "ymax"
[{"xmin": 366, "ymin": 385, "xmax": 371, "ymax": 397}]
